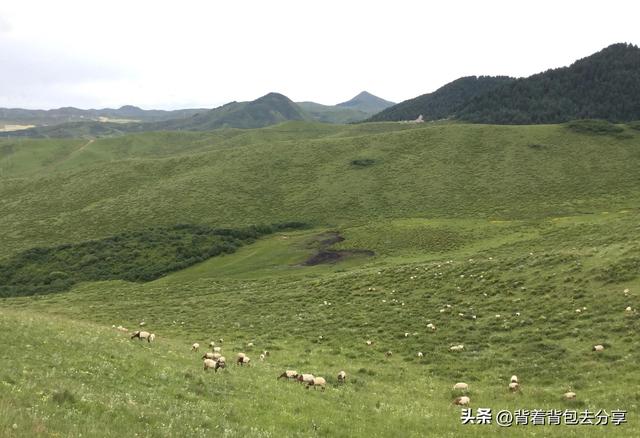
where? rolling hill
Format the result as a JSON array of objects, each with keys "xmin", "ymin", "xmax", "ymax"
[{"xmin": 1, "ymin": 120, "xmax": 640, "ymax": 436}]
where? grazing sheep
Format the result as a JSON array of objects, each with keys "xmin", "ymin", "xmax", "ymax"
[
  {"xmin": 148, "ymin": 334, "xmax": 156, "ymax": 343},
  {"xmin": 238, "ymin": 356, "xmax": 250, "ymax": 366},
  {"xmin": 417, "ymin": 352, "xmax": 424, "ymax": 358},
  {"xmin": 203, "ymin": 359, "xmax": 216, "ymax": 371},
  {"xmin": 131, "ymin": 331, "xmax": 152, "ymax": 342},
  {"xmin": 209, "ymin": 341, "xmax": 216, "ymax": 348},
  {"xmin": 449, "ymin": 344, "xmax": 464, "ymax": 352},
  {"xmin": 453, "ymin": 382, "xmax": 469, "ymax": 391},
  {"xmin": 426, "ymin": 323, "xmax": 436, "ymax": 331},
  {"xmin": 307, "ymin": 377, "xmax": 326, "ymax": 391},
  {"xmin": 139, "ymin": 322, "xmax": 146, "ymax": 327},
  {"xmin": 247, "ymin": 342, "xmax": 254, "ymax": 348},
  {"xmin": 260, "ymin": 354, "xmax": 265, "ymax": 361},
  {"xmin": 625, "ymin": 306, "xmax": 632, "ymax": 312},
  {"xmin": 385, "ymin": 351, "xmax": 393, "ymax": 357},
  {"xmin": 117, "ymin": 325, "xmax": 128, "ymax": 332},
  {"xmin": 219, "ymin": 338, "xmax": 224, "ymax": 343},
  {"xmin": 203, "ymin": 352, "xmax": 216, "ymax": 360},
  {"xmin": 213, "ymin": 347, "xmax": 222, "ymax": 353},
  {"xmin": 404, "ymin": 332, "xmax": 409, "ymax": 337},
  {"xmin": 263, "ymin": 350, "xmax": 270, "ymax": 357},
  {"xmin": 453, "ymin": 396, "xmax": 470, "ymax": 406},
  {"xmin": 236, "ymin": 352, "xmax": 246, "ymax": 361},
  {"xmin": 297, "ymin": 373, "xmax": 315, "ymax": 385},
  {"xmin": 510, "ymin": 375, "xmax": 518, "ymax": 383},
  {"xmin": 191, "ymin": 343, "xmax": 200, "ymax": 352},
  {"xmin": 214, "ymin": 360, "xmax": 226, "ymax": 372},
  {"xmin": 278, "ymin": 370, "xmax": 298, "ymax": 380},
  {"xmin": 337, "ymin": 371, "xmax": 347, "ymax": 383},
  {"xmin": 563, "ymin": 392, "xmax": 576, "ymax": 400},
  {"xmin": 593, "ymin": 344, "xmax": 605, "ymax": 352},
  {"xmin": 366, "ymin": 340, "xmax": 373, "ymax": 346},
  {"xmin": 509, "ymin": 382, "xmax": 520, "ymax": 392}
]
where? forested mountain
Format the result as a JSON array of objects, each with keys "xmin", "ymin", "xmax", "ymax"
[
  {"xmin": 369, "ymin": 43, "xmax": 640, "ymax": 124},
  {"xmin": 366, "ymin": 76, "xmax": 514, "ymax": 122},
  {"xmin": 457, "ymin": 43, "xmax": 640, "ymax": 123}
]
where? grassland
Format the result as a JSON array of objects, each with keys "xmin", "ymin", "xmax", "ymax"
[{"xmin": 1, "ymin": 121, "xmax": 639, "ymax": 436}]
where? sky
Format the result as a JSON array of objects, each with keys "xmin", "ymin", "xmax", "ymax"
[{"xmin": 0, "ymin": 0, "xmax": 639, "ymax": 110}]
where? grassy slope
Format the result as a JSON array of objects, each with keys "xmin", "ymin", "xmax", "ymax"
[
  {"xmin": 1, "ymin": 121, "xmax": 640, "ymax": 436},
  {"xmin": 2, "ymin": 122, "xmax": 640, "ymax": 258}
]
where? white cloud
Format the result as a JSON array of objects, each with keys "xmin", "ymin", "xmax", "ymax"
[{"xmin": 0, "ymin": 0, "xmax": 639, "ymax": 109}]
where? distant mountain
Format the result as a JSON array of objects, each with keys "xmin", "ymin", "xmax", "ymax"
[
  {"xmin": 456, "ymin": 43, "xmax": 640, "ymax": 124},
  {"xmin": 297, "ymin": 92, "xmax": 394, "ymax": 123},
  {"xmin": 0, "ymin": 106, "xmax": 204, "ymax": 127},
  {"xmin": 336, "ymin": 91, "xmax": 395, "ymax": 114},
  {"xmin": 154, "ymin": 92, "xmax": 309, "ymax": 131},
  {"xmin": 366, "ymin": 76, "xmax": 514, "ymax": 122},
  {"xmin": 297, "ymin": 101, "xmax": 370, "ymax": 124},
  {"xmin": 4, "ymin": 93, "xmax": 310, "ymax": 138}
]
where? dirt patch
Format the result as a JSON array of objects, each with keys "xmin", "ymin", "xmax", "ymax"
[
  {"xmin": 304, "ymin": 249, "xmax": 375, "ymax": 266},
  {"xmin": 302, "ymin": 231, "xmax": 373, "ymax": 266}
]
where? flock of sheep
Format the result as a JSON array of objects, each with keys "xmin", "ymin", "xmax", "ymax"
[{"xmin": 113, "ymin": 281, "xmax": 633, "ymax": 407}]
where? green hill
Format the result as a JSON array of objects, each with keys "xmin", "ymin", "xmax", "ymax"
[
  {"xmin": 1, "ymin": 121, "xmax": 640, "ymax": 436},
  {"xmin": 366, "ymin": 76, "xmax": 514, "ymax": 122}
]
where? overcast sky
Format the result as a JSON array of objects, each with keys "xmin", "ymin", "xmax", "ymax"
[{"xmin": 1, "ymin": 0, "xmax": 638, "ymax": 110}]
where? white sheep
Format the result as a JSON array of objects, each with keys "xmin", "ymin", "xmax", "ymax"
[
  {"xmin": 417, "ymin": 352, "xmax": 424, "ymax": 358},
  {"xmin": 238, "ymin": 356, "xmax": 250, "ymax": 366},
  {"xmin": 209, "ymin": 341, "xmax": 216, "ymax": 348},
  {"xmin": 297, "ymin": 373, "xmax": 314, "ymax": 384},
  {"xmin": 510, "ymin": 375, "xmax": 518, "ymax": 383},
  {"xmin": 337, "ymin": 371, "xmax": 347, "ymax": 383},
  {"xmin": 213, "ymin": 346, "xmax": 222, "ymax": 353},
  {"xmin": 259, "ymin": 354, "xmax": 265, "ymax": 361},
  {"xmin": 509, "ymin": 382, "xmax": 520, "ymax": 392},
  {"xmin": 278, "ymin": 370, "xmax": 298, "ymax": 380},
  {"xmin": 191, "ymin": 343, "xmax": 200, "ymax": 352},
  {"xmin": 236, "ymin": 352, "xmax": 246, "ymax": 360},
  {"xmin": 592, "ymin": 344, "xmax": 605, "ymax": 352},
  {"xmin": 449, "ymin": 344, "xmax": 464, "ymax": 352},
  {"xmin": 131, "ymin": 331, "xmax": 152, "ymax": 342},
  {"xmin": 203, "ymin": 358, "xmax": 216, "ymax": 371},
  {"xmin": 385, "ymin": 350, "xmax": 393, "ymax": 357},
  {"xmin": 247, "ymin": 342, "xmax": 254, "ymax": 348},
  {"xmin": 625, "ymin": 306, "xmax": 632, "ymax": 312},
  {"xmin": 202, "ymin": 352, "xmax": 216, "ymax": 360},
  {"xmin": 307, "ymin": 376, "xmax": 326, "ymax": 391},
  {"xmin": 563, "ymin": 391, "xmax": 576, "ymax": 400},
  {"xmin": 366, "ymin": 340, "xmax": 373, "ymax": 346},
  {"xmin": 453, "ymin": 382, "xmax": 469, "ymax": 391},
  {"xmin": 148, "ymin": 334, "xmax": 156, "ymax": 342},
  {"xmin": 453, "ymin": 396, "xmax": 470, "ymax": 406},
  {"xmin": 426, "ymin": 323, "xmax": 436, "ymax": 331}
]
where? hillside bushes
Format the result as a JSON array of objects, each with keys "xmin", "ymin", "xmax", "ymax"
[{"xmin": 0, "ymin": 222, "xmax": 306, "ymax": 297}]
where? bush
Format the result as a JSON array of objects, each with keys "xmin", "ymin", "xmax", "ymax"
[{"xmin": 566, "ymin": 119, "xmax": 624, "ymax": 135}]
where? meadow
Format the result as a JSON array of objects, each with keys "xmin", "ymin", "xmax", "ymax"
[{"xmin": 1, "ymin": 121, "xmax": 639, "ymax": 436}]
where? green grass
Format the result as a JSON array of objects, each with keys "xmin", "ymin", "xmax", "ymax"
[{"xmin": 1, "ymin": 121, "xmax": 640, "ymax": 435}]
